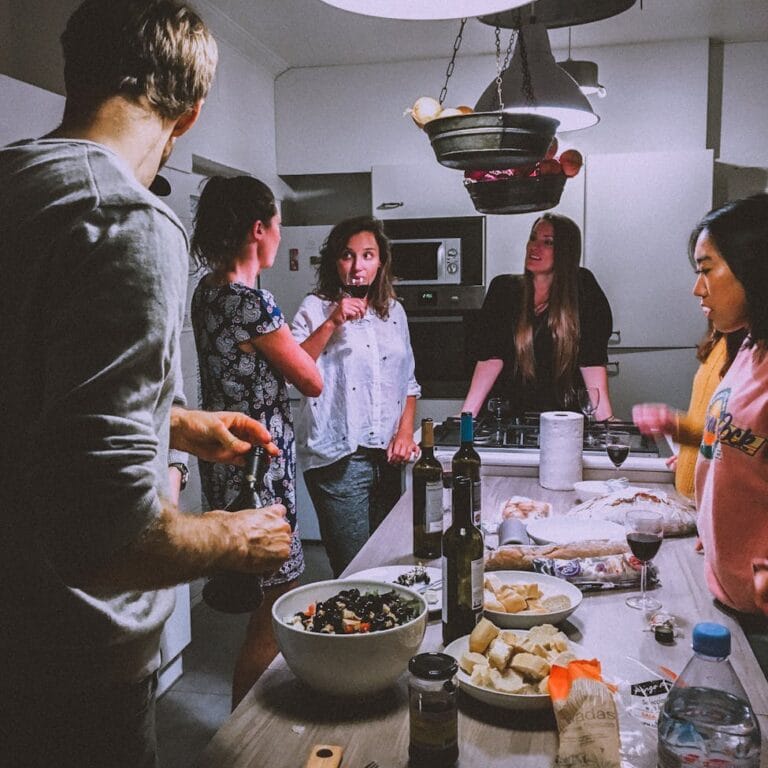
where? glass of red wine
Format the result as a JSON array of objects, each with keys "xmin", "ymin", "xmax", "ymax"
[
  {"xmin": 605, "ymin": 430, "xmax": 631, "ymax": 477},
  {"xmin": 344, "ymin": 274, "xmax": 369, "ymax": 323},
  {"xmin": 625, "ymin": 508, "xmax": 664, "ymax": 611}
]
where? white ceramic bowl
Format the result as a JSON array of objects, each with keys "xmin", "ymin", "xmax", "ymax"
[
  {"xmin": 272, "ymin": 579, "xmax": 428, "ymax": 697},
  {"xmin": 573, "ymin": 480, "xmax": 612, "ymax": 502},
  {"xmin": 483, "ymin": 570, "xmax": 583, "ymax": 629},
  {"xmin": 443, "ymin": 629, "xmax": 588, "ymax": 711}
]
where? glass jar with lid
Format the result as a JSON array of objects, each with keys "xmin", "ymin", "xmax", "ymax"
[{"xmin": 408, "ymin": 652, "xmax": 459, "ymax": 767}]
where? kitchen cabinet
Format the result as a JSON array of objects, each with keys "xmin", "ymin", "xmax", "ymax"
[
  {"xmin": 371, "ymin": 163, "xmax": 477, "ymax": 219},
  {"xmin": 605, "ymin": 347, "xmax": 700, "ymax": 421},
  {"xmin": 584, "ymin": 149, "xmax": 713, "ymax": 348}
]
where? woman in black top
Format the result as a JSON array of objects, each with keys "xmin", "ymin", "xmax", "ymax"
[{"xmin": 462, "ymin": 213, "xmax": 614, "ymax": 418}]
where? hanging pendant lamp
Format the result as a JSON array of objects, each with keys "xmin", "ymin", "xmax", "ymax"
[
  {"xmin": 475, "ymin": 22, "xmax": 599, "ymax": 132},
  {"xmin": 557, "ymin": 28, "xmax": 606, "ymax": 97},
  {"xmin": 316, "ymin": 0, "xmax": 534, "ymax": 21}
]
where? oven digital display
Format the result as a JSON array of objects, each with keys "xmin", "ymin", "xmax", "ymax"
[{"xmin": 418, "ymin": 290, "xmax": 437, "ymax": 306}]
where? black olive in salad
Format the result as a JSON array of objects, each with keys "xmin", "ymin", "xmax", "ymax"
[
  {"xmin": 287, "ymin": 588, "xmax": 421, "ymax": 634},
  {"xmin": 394, "ymin": 565, "xmax": 431, "ymax": 587}
]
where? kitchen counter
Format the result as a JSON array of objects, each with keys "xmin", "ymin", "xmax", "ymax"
[{"xmin": 199, "ymin": 476, "xmax": 767, "ymax": 768}]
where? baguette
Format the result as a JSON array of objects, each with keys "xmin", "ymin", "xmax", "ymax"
[{"xmin": 486, "ymin": 540, "xmax": 629, "ymax": 571}]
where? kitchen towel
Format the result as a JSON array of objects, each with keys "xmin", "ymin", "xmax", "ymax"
[{"xmin": 539, "ymin": 411, "xmax": 583, "ymax": 491}]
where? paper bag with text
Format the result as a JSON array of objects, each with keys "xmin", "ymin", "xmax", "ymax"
[{"xmin": 550, "ymin": 659, "xmax": 621, "ymax": 768}]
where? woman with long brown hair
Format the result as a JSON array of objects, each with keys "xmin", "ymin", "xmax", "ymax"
[
  {"xmin": 462, "ymin": 213, "xmax": 614, "ymax": 419},
  {"xmin": 292, "ymin": 215, "xmax": 420, "ymax": 576}
]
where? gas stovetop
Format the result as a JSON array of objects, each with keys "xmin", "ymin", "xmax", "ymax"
[{"xmin": 433, "ymin": 414, "xmax": 662, "ymax": 456}]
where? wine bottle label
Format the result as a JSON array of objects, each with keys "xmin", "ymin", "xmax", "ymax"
[
  {"xmin": 441, "ymin": 556, "xmax": 448, "ymax": 625},
  {"xmin": 472, "ymin": 480, "xmax": 482, "ymax": 527},
  {"xmin": 471, "ymin": 558, "xmax": 484, "ymax": 611},
  {"xmin": 425, "ymin": 480, "xmax": 443, "ymax": 533}
]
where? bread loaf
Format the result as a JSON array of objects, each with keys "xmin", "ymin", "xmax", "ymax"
[
  {"xmin": 486, "ymin": 540, "xmax": 629, "ymax": 571},
  {"xmin": 565, "ymin": 487, "xmax": 696, "ymax": 536}
]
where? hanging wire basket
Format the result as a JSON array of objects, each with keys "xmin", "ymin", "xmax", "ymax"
[
  {"xmin": 424, "ymin": 112, "xmax": 558, "ymax": 171},
  {"xmin": 464, "ymin": 172, "xmax": 566, "ymax": 214}
]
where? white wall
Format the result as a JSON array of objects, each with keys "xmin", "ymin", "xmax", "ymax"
[{"xmin": 275, "ymin": 39, "xmax": 709, "ymax": 174}]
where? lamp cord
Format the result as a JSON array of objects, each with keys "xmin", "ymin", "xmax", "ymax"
[{"xmin": 439, "ymin": 18, "xmax": 466, "ymax": 106}]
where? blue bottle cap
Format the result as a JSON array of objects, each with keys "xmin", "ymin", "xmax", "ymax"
[
  {"xmin": 460, "ymin": 411, "xmax": 474, "ymax": 442},
  {"xmin": 692, "ymin": 622, "xmax": 731, "ymax": 657}
]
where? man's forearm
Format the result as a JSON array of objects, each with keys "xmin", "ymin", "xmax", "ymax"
[{"xmin": 75, "ymin": 503, "xmax": 234, "ymax": 592}]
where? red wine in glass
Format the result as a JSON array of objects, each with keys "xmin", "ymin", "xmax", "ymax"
[
  {"xmin": 344, "ymin": 283, "xmax": 369, "ymax": 299},
  {"xmin": 626, "ymin": 532, "xmax": 662, "ymax": 562},
  {"xmin": 607, "ymin": 444, "xmax": 630, "ymax": 468}
]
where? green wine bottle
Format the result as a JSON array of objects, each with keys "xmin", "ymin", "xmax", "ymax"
[
  {"xmin": 412, "ymin": 418, "xmax": 444, "ymax": 559},
  {"xmin": 202, "ymin": 446, "xmax": 268, "ymax": 613},
  {"xmin": 442, "ymin": 475, "xmax": 484, "ymax": 645},
  {"xmin": 452, "ymin": 411, "xmax": 482, "ymax": 528}
]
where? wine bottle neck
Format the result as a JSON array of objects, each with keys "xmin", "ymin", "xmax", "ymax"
[{"xmin": 451, "ymin": 478, "xmax": 474, "ymax": 527}]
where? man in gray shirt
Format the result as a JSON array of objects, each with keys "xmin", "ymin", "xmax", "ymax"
[{"xmin": 0, "ymin": 2, "xmax": 290, "ymax": 766}]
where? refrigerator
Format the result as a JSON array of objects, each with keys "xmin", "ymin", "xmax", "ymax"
[{"xmin": 259, "ymin": 225, "xmax": 332, "ymax": 540}]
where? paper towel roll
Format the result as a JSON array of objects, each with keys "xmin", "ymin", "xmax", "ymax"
[{"xmin": 539, "ymin": 411, "xmax": 584, "ymax": 490}]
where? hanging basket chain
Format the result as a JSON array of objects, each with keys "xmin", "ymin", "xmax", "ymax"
[
  {"xmin": 439, "ymin": 17, "xmax": 466, "ymax": 106},
  {"xmin": 494, "ymin": 27, "xmax": 520, "ymax": 111},
  {"xmin": 518, "ymin": 24, "xmax": 536, "ymax": 106}
]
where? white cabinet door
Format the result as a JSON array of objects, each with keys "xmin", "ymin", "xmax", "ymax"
[
  {"xmin": 585, "ymin": 150, "xmax": 713, "ymax": 348},
  {"xmin": 371, "ymin": 163, "xmax": 477, "ymax": 219},
  {"xmin": 605, "ymin": 347, "xmax": 700, "ymax": 421}
]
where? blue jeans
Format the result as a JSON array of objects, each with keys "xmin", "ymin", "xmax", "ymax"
[{"xmin": 304, "ymin": 448, "xmax": 402, "ymax": 577}]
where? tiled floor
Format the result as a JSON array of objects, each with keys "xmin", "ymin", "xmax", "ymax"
[{"xmin": 156, "ymin": 541, "xmax": 334, "ymax": 768}]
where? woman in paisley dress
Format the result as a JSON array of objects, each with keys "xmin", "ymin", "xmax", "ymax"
[{"xmin": 190, "ymin": 176, "xmax": 322, "ymax": 707}]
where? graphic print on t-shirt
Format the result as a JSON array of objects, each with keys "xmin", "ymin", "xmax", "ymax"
[{"xmin": 700, "ymin": 387, "xmax": 767, "ymax": 460}]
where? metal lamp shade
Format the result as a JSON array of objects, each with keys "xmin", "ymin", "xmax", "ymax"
[
  {"xmin": 558, "ymin": 59, "xmax": 606, "ymax": 97},
  {"xmin": 475, "ymin": 23, "xmax": 599, "ymax": 132},
  {"xmin": 317, "ymin": 0, "xmax": 534, "ymax": 21}
]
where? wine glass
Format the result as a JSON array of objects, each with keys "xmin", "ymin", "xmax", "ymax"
[
  {"xmin": 344, "ymin": 274, "xmax": 369, "ymax": 323},
  {"xmin": 486, "ymin": 397, "xmax": 509, "ymax": 442},
  {"xmin": 577, "ymin": 387, "xmax": 600, "ymax": 446},
  {"xmin": 605, "ymin": 430, "xmax": 631, "ymax": 477},
  {"xmin": 625, "ymin": 508, "xmax": 664, "ymax": 611}
]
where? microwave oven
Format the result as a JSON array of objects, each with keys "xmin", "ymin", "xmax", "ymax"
[
  {"xmin": 390, "ymin": 237, "xmax": 461, "ymax": 285},
  {"xmin": 383, "ymin": 216, "xmax": 485, "ymax": 288}
]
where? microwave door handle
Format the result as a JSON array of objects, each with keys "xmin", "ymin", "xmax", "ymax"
[{"xmin": 436, "ymin": 242, "xmax": 446, "ymax": 278}]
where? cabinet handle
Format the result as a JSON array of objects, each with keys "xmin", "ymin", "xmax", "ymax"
[
  {"xmin": 376, "ymin": 201, "xmax": 404, "ymax": 210},
  {"xmin": 606, "ymin": 361, "xmax": 620, "ymax": 377},
  {"xmin": 609, "ymin": 329, "xmax": 621, "ymax": 344}
]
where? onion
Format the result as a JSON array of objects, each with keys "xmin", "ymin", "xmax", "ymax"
[
  {"xmin": 436, "ymin": 107, "xmax": 462, "ymax": 118},
  {"xmin": 545, "ymin": 137, "xmax": 559, "ymax": 160},
  {"xmin": 406, "ymin": 96, "xmax": 443, "ymax": 127},
  {"xmin": 539, "ymin": 158, "xmax": 562, "ymax": 175},
  {"xmin": 456, "ymin": 105, "xmax": 474, "ymax": 114}
]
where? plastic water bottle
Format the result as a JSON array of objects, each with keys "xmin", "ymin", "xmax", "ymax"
[{"xmin": 657, "ymin": 622, "xmax": 761, "ymax": 768}]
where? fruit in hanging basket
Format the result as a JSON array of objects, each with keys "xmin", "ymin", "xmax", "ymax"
[
  {"xmin": 436, "ymin": 107, "xmax": 463, "ymax": 118},
  {"xmin": 539, "ymin": 158, "xmax": 562, "ymax": 175},
  {"xmin": 544, "ymin": 137, "xmax": 559, "ymax": 160},
  {"xmin": 405, "ymin": 96, "xmax": 443, "ymax": 128},
  {"xmin": 559, "ymin": 149, "xmax": 583, "ymax": 178},
  {"xmin": 456, "ymin": 105, "xmax": 474, "ymax": 115}
]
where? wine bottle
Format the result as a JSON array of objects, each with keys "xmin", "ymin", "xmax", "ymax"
[
  {"xmin": 412, "ymin": 418, "xmax": 444, "ymax": 559},
  {"xmin": 452, "ymin": 412, "xmax": 482, "ymax": 528},
  {"xmin": 203, "ymin": 446, "xmax": 268, "ymax": 613},
  {"xmin": 442, "ymin": 476, "xmax": 484, "ymax": 645}
]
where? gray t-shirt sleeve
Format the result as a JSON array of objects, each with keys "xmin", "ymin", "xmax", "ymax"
[{"xmin": 41, "ymin": 205, "xmax": 186, "ymax": 569}]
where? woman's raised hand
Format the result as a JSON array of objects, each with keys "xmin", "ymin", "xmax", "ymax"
[
  {"xmin": 330, "ymin": 296, "xmax": 367, "ymax": 326},
  {"xmin": 632, "ymin": 402, "xmax": 678, "ymax": 437}
]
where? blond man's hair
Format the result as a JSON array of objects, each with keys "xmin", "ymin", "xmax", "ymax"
[{"xmin": 61, "ymin": 0, "xmax": 218, "ymax": 120}]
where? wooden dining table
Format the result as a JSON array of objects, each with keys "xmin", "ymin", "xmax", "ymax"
[{"xmin": 198, "ymin": 476, "xmax": 768, "ymax": 768}]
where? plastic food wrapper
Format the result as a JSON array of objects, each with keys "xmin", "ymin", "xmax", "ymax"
[
  {"xmin": 550, "ymin": 659, "xmax": 621, "ymax": 768},
  {"xmin": 533, "ymin": 553, "xmax": 659, "ymax": 592}
]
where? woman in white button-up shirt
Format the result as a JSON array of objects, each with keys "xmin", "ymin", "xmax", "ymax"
[{"xmin": 292, "ymin": 216, "xmax": 421, "ymax": 576}]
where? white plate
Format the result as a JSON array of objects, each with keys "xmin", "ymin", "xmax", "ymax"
[
  {"xmin": 526, "ymin": 517, "xmax": 625, "ymax": 545},
  {"xmin": 344, "ymin": 565, "xmax": 442, "ymax": 612},
  {"xmin": 443, "ymin": 629, "xmax": 589, "ymax": 711},
  {"xmin": 483, "ymin": 570, "xmax": 582, "ymax": 629}
]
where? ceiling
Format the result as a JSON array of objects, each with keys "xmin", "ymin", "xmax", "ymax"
[{"xmin": 204, "ymin": 0, "xmax": 768, "ymax": 71}]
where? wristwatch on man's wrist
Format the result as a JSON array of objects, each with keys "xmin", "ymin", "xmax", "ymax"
[{"xmin": 169, "ymin": 462, "xmax": 189, "ymax": 491}]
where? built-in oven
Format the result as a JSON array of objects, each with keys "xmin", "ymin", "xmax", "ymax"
[
  {"xmin": 385, "ymin": 217, "xmax": 486, "ymax": 399},
  {"xmin": 397, "ymin": 286, "xmax": 485, "ymax": 399}
]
